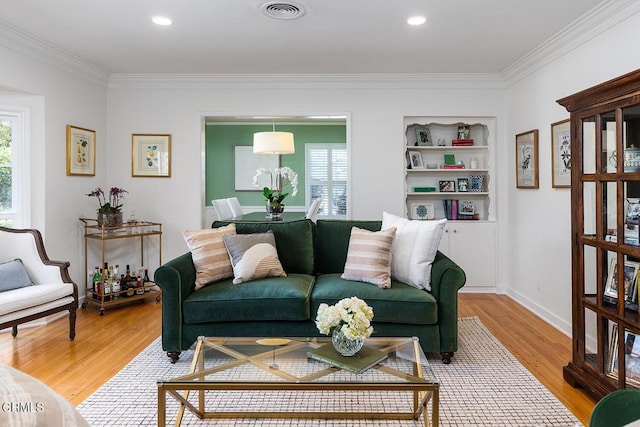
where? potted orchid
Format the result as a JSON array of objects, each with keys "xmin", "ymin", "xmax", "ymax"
[
  {"xmin": 86, "ymin": 187, "xmax": 128, "ymax": 227},
  {"xmin": 252, "ymin": 167, "xmax": 298, "ymax": 219},
  {"xmin": 315, "ymin": 297, "xmax": 374, "ymax": 356}
]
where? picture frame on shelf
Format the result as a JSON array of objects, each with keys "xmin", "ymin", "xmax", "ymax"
[
  {"xmin": 414, "ymin": 127, "xmax": 432, "ymax": 146},
  {"xmin": 551, "ymin": 119, "xmax": 571, "ymax": 188},
  {"xmin": 457, "ymin": 125, "xmax": 470, "ymax": 140},
  {"xmin": 604, "ymin": 259, "xmax": 639, "ymax": 303},
  {"xmin": 132, "ymin": 134, "xmax": 172, "ymax": 177},
  {"xmin": 407, "ymin": 150, "xmax": 424, "ymax": 169},
  {"xmin": 626, "ymin": 201, "xmax": 640, "ymax": 226},
  {"xmin": 607, "ymin": 325, "xmax": 640, "ymax": 388},
  {"xmin": 457, "ymin": 178, "xmax": 469, "ymax": 192},
  {"xmin": 66, "ymin": 125, "xmax": 96, "ymax": 176},
  {"xmin": 410, "ymin": 203, "xmax": 435, "ymax": 220},
  {"xmin": 459, "ymin": 200, "xmax": 475, "ymax": 215},
  {"xmin": 515, "ymin": 129, "xmax": 539, "ymax": 189},
  {"xmin": 470, "ymin": 175, "xmax": 484, "ymax": 192},
  {"xmin": 439, "ymin": 180, "xmax": 456, "ymax": 192}
]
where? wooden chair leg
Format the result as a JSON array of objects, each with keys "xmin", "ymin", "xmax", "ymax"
[
  {"xmin": 69, "ymin": 308, "xmax": 77, "ymax": 341},
  {"xmin": 11, "ymin": 325, "xmax": 17, "ymax": 337}
]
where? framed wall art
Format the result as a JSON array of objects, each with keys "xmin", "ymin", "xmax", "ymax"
[
  {"xmin": 66, "ymin": 125, "xmax": 96, "ymax": 176},
  {"xmin": 551, "ymin": 119, "xmax": 571, "ymax": 188},
  {"xmin": 132, "ymin": 134, "xmax": 172, "ymax": 177},
  {"xmin": 515, "ymin": 129, "xmax": 539, "ymax": 189},
  {"xmin": 234, "ymin": 145, "xmax": 279, "ymax": 191}
]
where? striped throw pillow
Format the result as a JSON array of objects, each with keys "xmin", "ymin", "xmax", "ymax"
[
  {"xmin": 223, "ymin": 231, "xmax": 287, "ymax": 284},
  {"xmin": 341, "ymin": 226, "xmax": 397, "ymax": 288},
  {"xmin": 182, "ymin": 224, "xmax": 236, "ymax": 290}
]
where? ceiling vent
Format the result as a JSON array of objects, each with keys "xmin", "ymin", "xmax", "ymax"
[{"xmin": 261, "ymin": 2, "xmax": 305, "ymax": 21}]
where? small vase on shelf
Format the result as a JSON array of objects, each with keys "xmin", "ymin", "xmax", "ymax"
[{"xmin": 332, "ymin": 328, "xmax": 365, "ymax": 357}]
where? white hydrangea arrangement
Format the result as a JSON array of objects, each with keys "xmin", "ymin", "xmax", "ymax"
[{"xmin": 315, "ymin": 297, "xmax": 374, "ymax": 340}]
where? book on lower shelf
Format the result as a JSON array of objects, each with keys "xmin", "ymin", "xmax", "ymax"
[{"xmin": 307, "ymin": 344, "xmax": 388, "ymax": 374}]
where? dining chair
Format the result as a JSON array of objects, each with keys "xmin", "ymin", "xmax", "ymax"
[
  {"xmin": 226, "ymin": 197, "xmax": 243, "ymax": 218},
  {"xmin": 589, "ymin": 389, "xmax": 640, "ymax": 427},
  {"xmin": 305, "ymin": 198, "xmax": 322, "ymax": 223},
  {"xmin": 212, "ymin": 199, "xmax": 234, "ymax": 220}
]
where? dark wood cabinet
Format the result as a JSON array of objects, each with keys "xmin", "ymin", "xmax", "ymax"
[{"xmin": 558, "ymin": 68, "xmax": 640, "ymax": 399}]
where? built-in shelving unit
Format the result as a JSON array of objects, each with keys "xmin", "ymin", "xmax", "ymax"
[{"xmin": 403, "ymin": 117, "xmax": 497, "ymax": 289}]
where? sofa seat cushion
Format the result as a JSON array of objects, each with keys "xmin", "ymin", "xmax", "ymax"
[
  {"xmin": 0, "ymin": 283, "xmax": 75, "ymax": 317},
  {"xmin": 183, "ymin": 273, "xmax": 315, "ymax": 323},
  {"xmin": 310, "ymin": 273, "xmax": 437, "ymax": 325}
]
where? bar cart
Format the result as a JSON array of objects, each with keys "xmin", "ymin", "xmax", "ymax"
[{"xmin": 80, "ymin": 218, "xmax": 162, "ymax": 315}]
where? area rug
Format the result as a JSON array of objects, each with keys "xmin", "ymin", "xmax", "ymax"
[{"xmin": 77, "ymin": 317, "xmax": 582, "ymax": 426}]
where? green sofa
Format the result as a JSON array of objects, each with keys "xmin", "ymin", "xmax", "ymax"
[{"xmin": 154, "ymin": 219, "xmax": 466, "ymax": 364}]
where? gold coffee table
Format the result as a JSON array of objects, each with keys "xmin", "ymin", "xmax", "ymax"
[{"xmin": 157, "ymin": 336, "xmax": 439, "ymax": 426}]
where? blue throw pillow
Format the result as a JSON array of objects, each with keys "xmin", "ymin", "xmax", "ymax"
[{"xmin": 0, "ymin": 259, "xmax": 34, "ymax": 292}]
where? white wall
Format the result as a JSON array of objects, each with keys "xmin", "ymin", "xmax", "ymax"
[
  {"xmin": 504, "ymin": 10, "xmax": 640, "ymax": 335},
  {"xmin": 0, "ymin": 27, "xmax": 108, "ymax": 290},
  {"xmin": 105, "ymin": 78, "xmax": 506, "ymax": 266}
]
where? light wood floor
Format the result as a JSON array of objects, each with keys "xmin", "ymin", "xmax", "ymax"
[{"xmin": 0, "ymin": 294, "xmax": 595, "ymax": 425}]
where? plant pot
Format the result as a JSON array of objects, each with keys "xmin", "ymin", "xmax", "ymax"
[
  {"xmin": 97, "ymin": 212, "xmax": 123, "ymax": 228},
  {"xmin": 266, "ymin": 202, "xmax": 284, "ymax": 220},
  {"xmin": 332, "ymin": 328, "xmax": 365, "ymax": 357}
]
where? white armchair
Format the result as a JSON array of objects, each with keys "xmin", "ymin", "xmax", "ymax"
[{"xmin": 0, "ymin": 226, "xmax": 78, "ymax": 340}]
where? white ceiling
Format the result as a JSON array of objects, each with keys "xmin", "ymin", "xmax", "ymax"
[{"xmin": 0, "ymin": 0, "xmax": 606, "ymax": 75}]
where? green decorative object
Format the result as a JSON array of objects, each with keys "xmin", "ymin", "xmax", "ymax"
[{"xmin": 444, "ymin": 154, "xmax": 456, "ymax": 165}]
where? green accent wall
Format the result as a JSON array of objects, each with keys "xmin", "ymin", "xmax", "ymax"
[{"xmin": 205, "ymin": 124, "xmax": 346, "ymax": 206}]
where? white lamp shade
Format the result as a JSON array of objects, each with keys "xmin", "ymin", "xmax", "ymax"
[{"xmin": 253, "ymin": 132, "xmax": 295, "ymax": 155}]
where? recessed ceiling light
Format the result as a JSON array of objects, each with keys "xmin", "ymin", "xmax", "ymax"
[
  {"xmin": 407, "ymin": 16, "xmax": 426, "ymax": 26},
  {"xmin": 152, "ymin": 16, "xmax": 172, "ymax": 26}
]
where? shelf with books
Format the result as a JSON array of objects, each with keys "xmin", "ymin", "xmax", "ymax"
[{"xmin": 404, "ymin": 117, "xmax": 496, "ymax": 289}]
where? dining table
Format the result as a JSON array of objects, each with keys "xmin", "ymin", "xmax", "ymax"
[{"xmin": 230, "ymin": 211, "xmax": 307, "ymax": 222}]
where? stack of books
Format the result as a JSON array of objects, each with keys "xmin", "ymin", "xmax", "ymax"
[
  {"xmin": 442, "ymin": 164, "xmax": 465, "ymax": 169},
  {"xmin": 452, "ymin": 139, "xmax": 474, "ymax": 146},
  {"xmin": 307, "ymin": 344, "xmax": 388, "ymax": 374}
]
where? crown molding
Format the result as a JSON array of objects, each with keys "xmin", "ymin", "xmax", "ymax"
[
  {"xmin": 0, "ymin": 19, "xmax": 109, "ymax": 87},
  {"xmin": 502, "ymin": 0, "xmax": 640, "ymax": 86},
  {"xmin": 107, "ymin": 72, "xmax": 505, "ymax": 90}
]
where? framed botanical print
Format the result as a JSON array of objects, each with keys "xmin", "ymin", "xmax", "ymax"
[
  {"xmin": 515, "ymin": 129, "xmax": 539, "ymax": 189},
  {"xmin": 132, "ymin": 134, "xmax": 172, "ymax": 177},
  {"xmin": 66, "ymin": 125, "xmax": 96, "ymax": 176},
  {"xmin": 551, "ymin": 119, "xmax": 571, "ymax": 188}
]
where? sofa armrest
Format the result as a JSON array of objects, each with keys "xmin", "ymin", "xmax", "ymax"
[
  {"xmin": 153, "ymin": 252, "xmax": 197, "ymax": 353},
  {"xmin": 429, "ymin": 251, "xmax": 466, "ymax": 354}
]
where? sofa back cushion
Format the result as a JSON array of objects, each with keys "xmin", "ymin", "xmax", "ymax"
[
  {"xmin": 212, "ymin": 219, "xmax": 315, "ymax": 275},
  {"xmin": 315, "ymin": 220, "xmax": 382, "ymax": 274}
]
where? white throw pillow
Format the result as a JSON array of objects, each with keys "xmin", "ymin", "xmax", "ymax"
[{"xmin": 381, "ymin": 212, "xmax": 447, "ymax": 291}]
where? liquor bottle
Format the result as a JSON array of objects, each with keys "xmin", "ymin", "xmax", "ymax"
[
  {"xmin": 123, "ymin": 265, "xmax": 134, "ymax": 297},
  {"xmin": 111, "ymin": 271, "xmax": 120, "ymax": 301},
  {"xmin": 102, "ymin": 266, "xmax": 111, "ymax": 302},
  {"xmin": 113, "ymin": 264, "xmax": 120, "ymax": 278},
  {"xmin": 135, "ymin": 275, "xmax": 144, "ymax": 295},
  {"xmin": 91, "ymin": 266, "xmax": 101, "ymax": 297},
  {"xmin": 143, "ymin": 269, "xmax": 152, "ymax": 292}
]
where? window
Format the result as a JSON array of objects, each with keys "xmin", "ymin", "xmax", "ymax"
[
  {"xmin": 305, "ymin": 143, "xmax": 347, "ymax": 218},
  {"xmin": 0, "ymin": 108, "xmax": 29, "ymax": 228}
]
